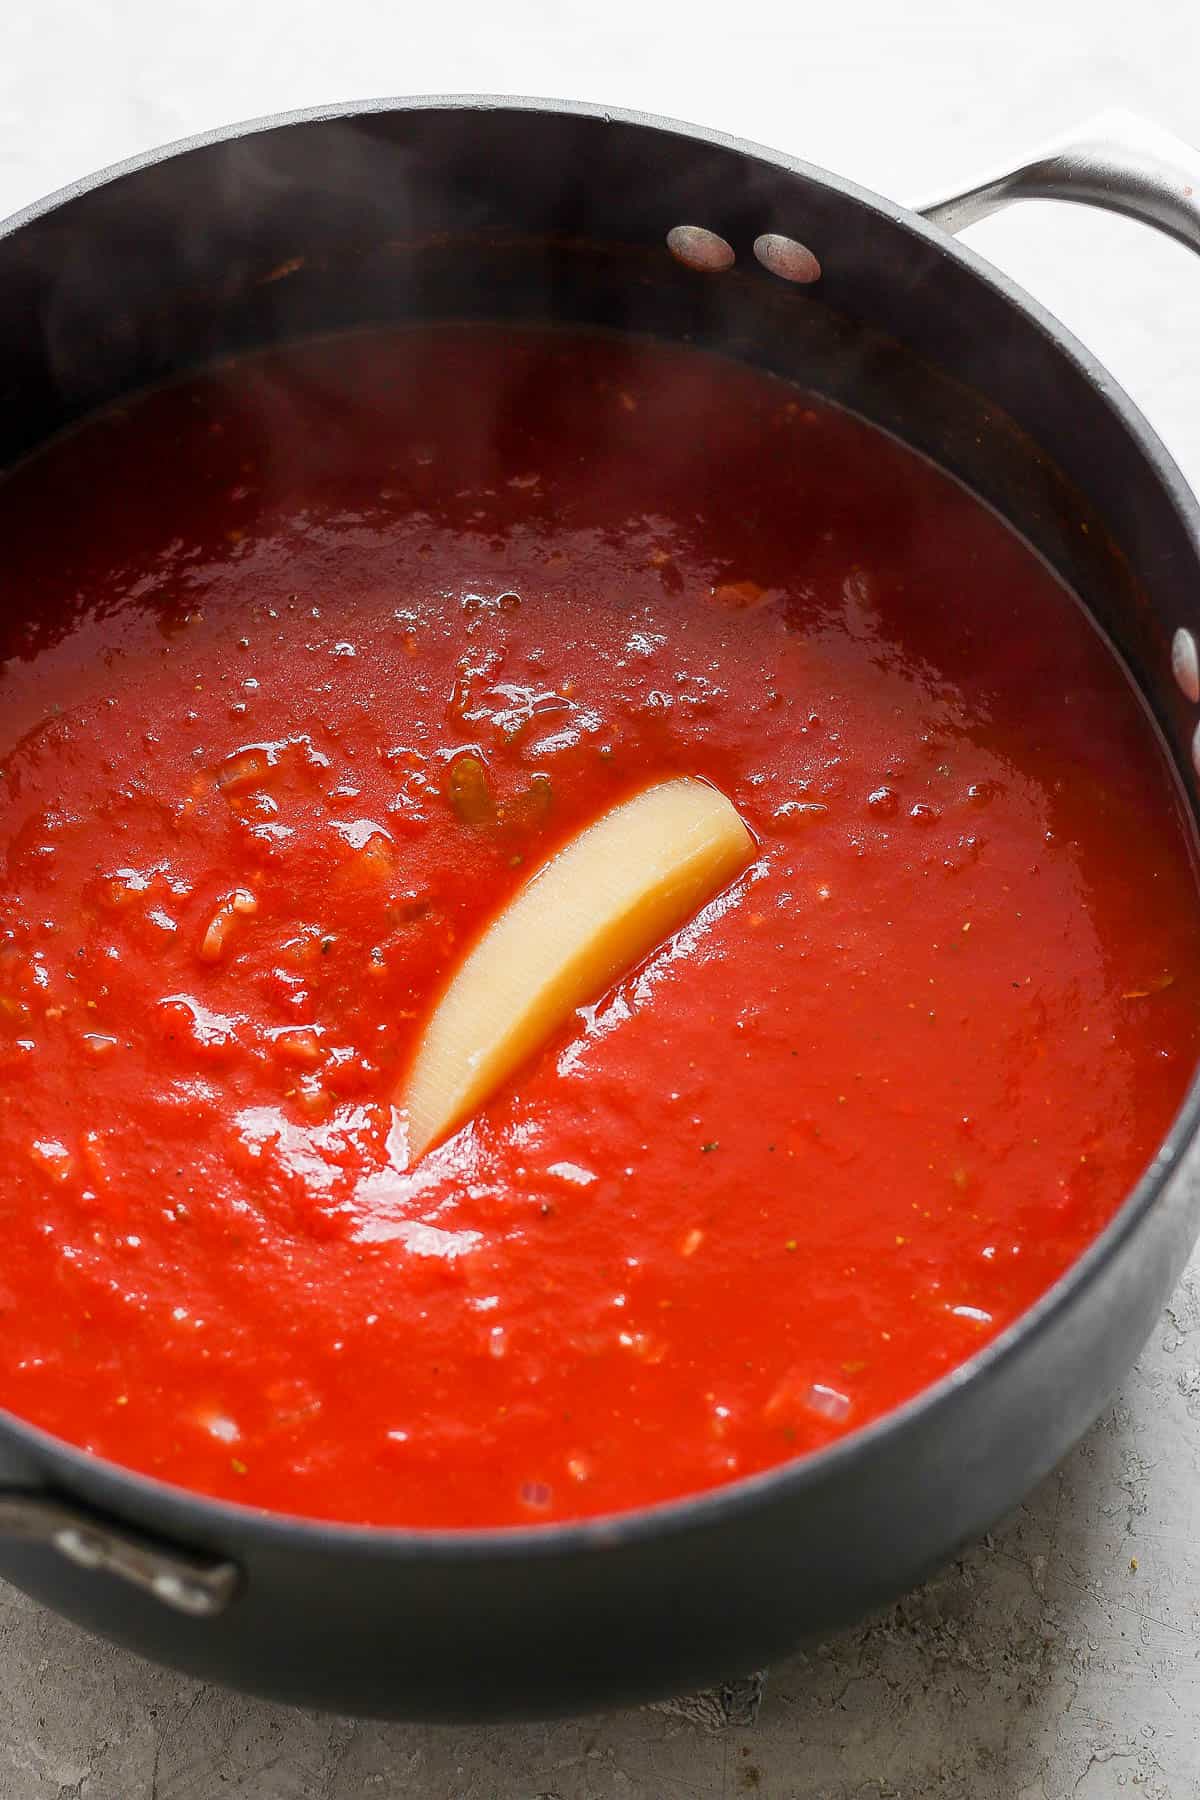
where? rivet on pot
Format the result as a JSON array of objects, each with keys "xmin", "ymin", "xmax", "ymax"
[
  {"xmin": 666, "ymin": 225, "xmax": 736, "ymax": 273},
  {"xmin": 753, "ymin": 233, "xmax": 822, "ymax": 284},
  {"xmin": 1172, "ymin": 627, "xmax": 1200, "ymax": 703},
  {"xmin": 1192, "ymin": 717, "xmax": 1200, "ymax": 780}
]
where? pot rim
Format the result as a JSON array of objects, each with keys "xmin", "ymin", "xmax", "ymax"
[{"xmin": 3, "ymin": 91, "xmax": 1200, "ymax": 1562}]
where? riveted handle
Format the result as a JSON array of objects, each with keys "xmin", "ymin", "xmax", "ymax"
[
  {"xmin": 0, "ymin": 1491, "xmax": 239, "ymax": 1617},
  {"xmin": 920, "ymin": 109, "xmax": 1200, "ymax": 257}
]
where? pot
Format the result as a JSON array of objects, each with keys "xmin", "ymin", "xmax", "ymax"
[{"xmin": 1, "ymin": 97, "xmax": 1199, "ymax": 1722}]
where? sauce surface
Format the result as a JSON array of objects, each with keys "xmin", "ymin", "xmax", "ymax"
[{"xmin": 0, "ymin": 325, "xmax": 1196, "ymax": 1528}]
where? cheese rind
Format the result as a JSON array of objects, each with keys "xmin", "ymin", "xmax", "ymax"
[{"xmin": 402, "ymin": 776, "xmax": 754, "ymax": 1160}]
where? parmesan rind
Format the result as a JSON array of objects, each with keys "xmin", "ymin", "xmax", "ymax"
[{"xmin": 403, "ymin": 776, "xmax": 754, "ymax": 1160}]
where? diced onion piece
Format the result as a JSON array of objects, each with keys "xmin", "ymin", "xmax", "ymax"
[{"xmin": 402, "ymin": 776, "xmax": 754, "ymax": 1160}]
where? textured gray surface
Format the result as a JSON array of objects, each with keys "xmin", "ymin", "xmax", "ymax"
[{"xmin": 3, "ymin": 0, "xmax": 1200, "ymax": 1794}]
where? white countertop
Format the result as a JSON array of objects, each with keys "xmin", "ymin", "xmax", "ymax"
[{"xmin": 2, "ymin": 2, "xmax": 1200, "ymax": 1794}]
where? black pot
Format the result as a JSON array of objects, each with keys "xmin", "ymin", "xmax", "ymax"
[{"xmin": 1, "ymin": 97, "xmax": 1199, "ymax": 1722}]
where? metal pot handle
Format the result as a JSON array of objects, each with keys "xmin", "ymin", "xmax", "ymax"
[
  {"xmin": 0, "ymin": 1491, "xmax": 238, "ymax": 1617},
  {"xmin": 919, "ymin": 108, "xmax": 1200, "ymax": 255}
]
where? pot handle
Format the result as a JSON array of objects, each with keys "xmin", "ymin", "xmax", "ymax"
[
  {"xmin": 919, "ymin": 108, "xmax": 1200, "ymax": 256},
  {"xmin": 0, "ymin": 1490, "xmax": 238, "ymax": 1617}
]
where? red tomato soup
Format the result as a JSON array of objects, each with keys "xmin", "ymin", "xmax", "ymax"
[{"xmin": 0, "ymin": 326, "xmax": 1196, "ymax": 1528}]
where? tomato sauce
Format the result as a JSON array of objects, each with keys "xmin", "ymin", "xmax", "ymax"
[{"xmin": 0, "ymin": 325, "xmax": 1196, "ymax": 1528}]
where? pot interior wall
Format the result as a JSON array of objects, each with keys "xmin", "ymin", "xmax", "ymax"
[{"xmin": 1, "ymin": 102, "xmax": 1196, "ymax": 816}]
